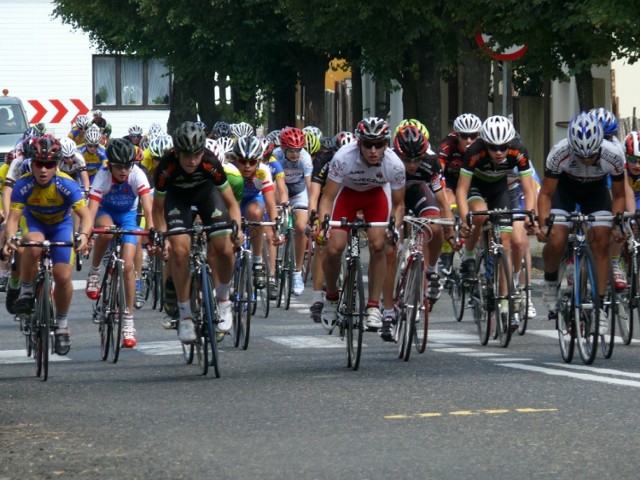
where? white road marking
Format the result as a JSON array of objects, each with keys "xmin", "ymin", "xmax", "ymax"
[
  {"xmin": 0, "ymin": 349, "xmax": 70, "ymax": 364},
  {"xmin": 429, "ymin": 330, "xmax": 480, "ymax": 344},
  {"xmin": 265, "ymin": 335, "xmax": 351, "ymax": 349},
  {"xmin": 544, "ymin": 362, "xmax": 640, "ymax": 379},
  {"xmin": 498, "ymin": 362, "xmax": 640, "ymax": 388},
  {"xmin": 134, "ymin": 341, "xmax": 184, "ymax": 356}
]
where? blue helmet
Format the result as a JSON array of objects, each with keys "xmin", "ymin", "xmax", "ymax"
[{"xmin": 589, "ymin": 107, "xmax": 619, "ymax": 136}]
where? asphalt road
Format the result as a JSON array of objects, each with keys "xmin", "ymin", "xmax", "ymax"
[{"xmin": 2, "ymin": 266, "xmax": 640, "ymax": 480}]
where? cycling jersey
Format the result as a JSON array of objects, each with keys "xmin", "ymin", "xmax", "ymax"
[
  {"xmin": 89, "ymin": 164, "xmax": 151, "ymax": 213},
  {"xmin": 266, "ymin": 155, "xmax": 285, "ymax": 182},
  {"xmin": 437, "ymin": 132, "xmax": 465, "ymax": 190},
  {"xmin": 545, "ymin": 138, "xmax": 624, "ymax": 183},
  {"xmin": 68, "ymin": 128, "xmax": 85, "ymax": 145},
  {"xmin": 461, "ymin": 138, "xmax": 532, "ymax": 183},
  {"xmin": 400, "ymin": 148, "xmax": 443, "ymax": 193},
  {"xmin": 11, "ymin": 171, "xmax": 86, "ymax": 225},
  {"xmin": 78, "ymin": 144, "xmax": 108, "ymax": 178},
  {"xmin": 58, "ymin": 152, "xmax": 87, "ymax": 179},
  {"xmin": 141, "ymin": 148, "xmax": 157, "ymax": 181},
  {"xmin": 154, "ymin": 150, "xmax": 229, "ymax": 196},
  {"xmin": 273, "ymin": 147, "xmax": 313, "ymax": 197},
  {"xmin": 224, "ymin": 163, "xmax": 245, "ymax": 203},
  {"xmin": 328, "ymin": 142, "xmax": 405, "ymax": 192},
  {"xmin": 310, "ymin": 150, "xmax": 334, "ymax": 189}
]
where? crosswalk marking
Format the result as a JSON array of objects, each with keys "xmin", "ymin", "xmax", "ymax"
[
  {"xmin": 265, "ymin": 335, "xmax": 348, "ymax": 349},
  {"xmin": 498, "ymin": 362, "xmax": 640, "ymax": 388}
]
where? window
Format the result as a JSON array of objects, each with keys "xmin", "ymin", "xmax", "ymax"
[{"xmin": 93, "ymin": 55, "xmax": 171, "ymax": 108}]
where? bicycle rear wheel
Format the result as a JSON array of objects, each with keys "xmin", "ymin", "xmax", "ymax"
[
  {"xmin": 494, "ymin": 251, "xmax": 514, "ymax": 348},
  {"xmin": 109, "ymin": 262, "xmax": 125, "ymax": 364},
  {"xmin": 600, "ymin": 271, "xmax": 616, "ymax": 359},
  {"xmin": 575, "ymin": 248, "xmax": 599, "ymax": 365},
  {"xmin": 345, "ymin": 258, "xmax": 365, "ymax": 370},
  {"xmin": 201, "ymin": 266, "xmax": 220, "ymax": 378},
  {"xmin": 302, "ymin": 234, "xmax": 313, "ymax": 286},
  {"xmin": 189, "ymin": 269, "xmax": 208, "ymax": 375},
  {"xmin": 555, "ymin": 260, "xmax": 575, "ymax": 363}
]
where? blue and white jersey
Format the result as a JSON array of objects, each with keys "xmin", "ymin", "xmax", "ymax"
[
  {"xmin": 88, "ymin": 164, "xmax": 151, "ymax": 213},
  {"xmin": 273, "ymin": 147, "xmax": 313, "ymax": 197}
]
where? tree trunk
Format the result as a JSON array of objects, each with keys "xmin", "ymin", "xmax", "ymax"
[
  {"xmin": 193, "ymin": 70, "xmax": 218, "ymax": 134},
  {"xmin": 415, "ymin": 58, "xmax": 442, "ymax": 142},
  {"xmin": 459, "ymin": 34, "xmax": 491, "ymax": 119},
  {"xmin": 167, "ymin": 76, "xmax": 197, "ymax": 133},
  {"xmin": 269, "ymin": 78, "xmax": 297, "ymax": 130},
  {"xmin": 300, "ymin": 54, "xmax": 329, "ymax": 133},
  {"xmin": 575, "ymin": 69, "xmax": 594, "ymax": 112},
  {"xmin": 350, "ymin": 65, "xmax": 363, "ymax": 131}
]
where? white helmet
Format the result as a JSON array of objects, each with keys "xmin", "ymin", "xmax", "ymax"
[
  {"xmin": 60, "ymin": 137, "xmax": 77, "ymax": 157},
  {"xmin": 84, "ymin": 127, "xmax": 102, "ymax": 145},
  {"xmin": 231, "ymin": 122, "xmax": 254, "ymax": 138},
  {"xmin": 128, "ymin": 124, "xmax": 144, "ymax": 136},
  {"xmin": 217, "ymin": 136, "xmax": 235, "ymax": 155},
  {"xmin": 148, "ymin": 134, "xmax": 173, "ymax": 158},
  {"xmin": 205, "ymin": 138, "xmax": 224, "ymax": 162},
  {"xmin": 568, "ymin": 112, "xmax": 603, "ymax": 157},
  {"xmin": 453, "ymin": 113, "xmax": 482, "ymax": 134},
  {"xmin": 480, "ymin": 115, "xmax": 516, "ymax": 145}
]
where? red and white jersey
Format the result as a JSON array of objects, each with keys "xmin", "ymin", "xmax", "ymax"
[
  {"xmin": 328, "ymin": 142, "xmax": 405, "ymax": 192},
  {"xmin": 89, "ymin": 164, "xmax": 151, "ymax": 212}
]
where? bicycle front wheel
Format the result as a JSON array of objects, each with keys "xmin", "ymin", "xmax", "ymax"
[
  {"xmin": 345, "ymin": 258, "xmax": 365, "ymax": 370},
  {"xmin": 403, "ymin": 254, "xmax": 423, "ymax": 360},
  {"xmin": 35, "ymin": 271, "xmax": 52, "ymax": 381},
  {"xmin": 257, "ymin": 235, "xmax": 271, "ymax": 318},
  {"xmin": 621, "ymin": 250, "xmax": 636, "ymax": 345},
  {"xmin": 494, "ymin": 251, "xmax": 514, "ymax": 348},
  {"xmin": 302, "ymin": 234, "xmax": 313, "ymax": 286},
  {"xmin": 110, "ymin": 262, "xmax": 125, "ymax": 364},
  {"xmin": 283, "ymin": 230, "xmax": 294, "ymax": 310},
  {"xmin": 239, "ymin": 250, "xmax": 252, "ymax": 350},
  {"xmin": 517, "ymin": 257, "xmax": 530, "ymax": 336},
  {"xmin": 575, "ymin": 249, "xmax": 599, "ymax": 365},
  {"xmin": 201, "ymin": 266, "xmax": 220, "ymax": 378},
  {"xmin": 474, "ymin": 257, "xmax": 490, "ymax": 345}
]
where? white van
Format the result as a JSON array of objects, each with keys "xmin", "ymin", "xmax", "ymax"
[{"xmin": 0, "ymin": 90, "xmax": 29, "ymax": 163}]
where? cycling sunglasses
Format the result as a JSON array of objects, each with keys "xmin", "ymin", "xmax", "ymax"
[
  {"xmin": 627, "ymin": 154, "xmax": 639, "ymax": 164},
  {"xmin": 458, "ymin": 132, "xmax": 478, "ymax": 140},
  {"xmin": 361, "ymin": 140, "xmax": 387, "ymax": 150},
  {"xmin": 487, "ymin": 143, "xmax": 509, "ymax": 153},
  {"xmin": 33, "ymin": 160, "xmax": 57, "ymax": 169},
  {"xmin": 237, "ymin": 158, "xmax": 259, "ymax": 166}
]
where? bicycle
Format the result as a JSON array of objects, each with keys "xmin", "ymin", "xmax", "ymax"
[
  {"xmin": 394, "ymin": 216, "xmax": 455, "ymax": 361},
  {"xmin": 323, "ymin": 215, "xmax": 395, "ymax": 370},
  {"xmin": 140, "ymin": 248, "xmax": 164, "ymax": 312},
  {"xmin": 91, "ymin": 226, "xmax": 151, "ymax": 364},
  {"xmin": 618, "ymin": 214, "xmax": 640, "ymax": 345},
  {"xmin": 467, "ymin": 209, "xmax": 535, "ymax": 348},
  {"xmin": 302, "ymin": 210, "xmax": 317, "ymax": 286},
  {"xmin": 546, "ymin": 212, "xmax": 615, "ymax": 365},
  {"xmin": 275, "ymin": 203, "xmax": 296, "ymax": 310},
  {"xmin": 161, "ymin": 220, "xmax": 236, "ymax": 377},
  {"xmin": 231, "ymin": 218, "xmax": 277, "ymax": 350},
  {"xmin": 13, "ymin": 236, "xmax": 78, "ymax": 381}
]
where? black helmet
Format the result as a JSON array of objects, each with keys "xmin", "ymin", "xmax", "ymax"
[
  {"xmin": 107, "ymin": 138, "xmax": 135, "ymax": 166},
  {"xmin": 173, "ymin": 121, "xmax": 206, "ymax": 153}
]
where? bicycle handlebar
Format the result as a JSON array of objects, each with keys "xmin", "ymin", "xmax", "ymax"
[{"xmin": 466, "ymin": 209, "xmax": 535, "ymax": 227}]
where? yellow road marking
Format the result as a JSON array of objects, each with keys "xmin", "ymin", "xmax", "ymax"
[{"xmin": 516, "ymin": 408, "xmax": 558, "ymax": 413}]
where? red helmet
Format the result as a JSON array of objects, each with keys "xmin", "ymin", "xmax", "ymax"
[
  {"xmin": 393, "ymin": 125, "xmax": 427, "ymax": 159},
  {"xmin": 29, "ymin": 137, "xmax": 62, "ymax": 163},
  {"xmin": 279, "ymin": 127, "xmax": 305, "ymax": 149}
]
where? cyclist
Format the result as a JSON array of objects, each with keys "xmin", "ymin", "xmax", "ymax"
[
  {"xmin": 319, "ymin": 116, "xmax": 405, "ymax": 331},
  {"xmin": 307, "ymin": 134, "xmax": 336, "ymax": 322},
  {"xmin": 141, "ymin": 133, "xmax": 173, "ymax": 184},
  {"xmin": 537, "ymin": 112, "xmax": 625, "ymax": 335},
  {"xmin": 2, "ymin": 137, "xmax": 92, "ymax": 354},
  {"xmin": 229, "ymin": 135, "xmax": 282, "ymax": 287},
  {"xmin": 85, "ymin": 139, "xmax": 154, "ymax": 348},
  {"xmin": 590, "ymin": 108, "xmax": 628, "ymax": 290},
  {"xmin": 437, "ymin": 114, "xmax": 482, "ymax": 273},
  {"xmin": 68, "ymin": 114, "xmax": 91, "ymax": 145},
  {"xmin": 212, "ymin": 121, "xmax": 231, "ymax": 140},
  {"xmin": 58, "ymin": 137, "xmax": 91, "ymax": 194},
  {"xmin": 78, "ymin": 126, "xmax": 108, "ymax": 183},
  {"xmin": 153, "ymin": 121, "xmax": 243, "ymax": 343},
  {"xmin": 123, "ymin": 124, "xmax": 145, "ymax": 150},
  {"xmin": 274, "ymin": 126, "xmax": 313, "ymax": 296},
  {"xmin": 624, "ymin": 131, "xmax": 640, "ymax": 214}
]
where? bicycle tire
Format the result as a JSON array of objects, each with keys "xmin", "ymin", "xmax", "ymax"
[
  {"xmin": 474, "ymin": 256, "xmax": 490, "ymax": 345},
  {"xmin": 345, "ymin": 258, "xmax": 364, "ymax": 370},
  {"xmin": 239, "ymin": 250, "xmax": 252, "ymax": 350},
  {"xmin": 35, "ymin": 270, "xmax": 51, "ymax": 380},
  {"xmin": 193, "ymin": 273, "xmax": 208, "ymax": 376},
  {"xmin": 450, "ymin": 270, "xmax": 465, "ymax": 322},
  {"xmin": 555, "ymin": 259, "xmax": 575, "ymax": 363},
  {"xmin": 24, "ymin": 315, "xmax": 33, "ymax": 358},
  {"xmin": 302, "ymin": 234, "xmax": 313, "ymax": 286},
  {"xmin": 403, "ymin": 254, "xmax": 422, "ymax": 361},
  {"xmin": 393, "ymin": 248, "xmax": 410, "ymax": 360},
  {"xmin": 110, "ymin": 261, "xmax": 125, "ymax": 364},
  {"xmin": 517, "ymin": 257, "xmax": 530, "ymax": 336},
  {"xmin": 232, "ymin": 253, "xmax": 242, "ymax": 349},
  {"xmin": 201, "ymin": 266, "xmax": 220, "ymax": 378},
  {"xmin": 600, "ymin": 271, "xmax": 616, "ymax": 359},
  {"xmin": 284, "ymin": 230, "xmax": 294, "ymax": 310},
  {"xmin": 495, "ymin": 251, "xmax": 514, "ymax": 348},
  {"xmin": 259, "ymin": 235, "xmax": 271, "ymax": 318},
  {"xmin": 152, "ymin": 255, "xmax": 164, "ymax": 311},
  {"xmin": 413, "ymin": 254, "xmax": 429, "ymax": 354},
  {"xmin": 98, "ymin": 270, "xmax": 112, "ymax": 362},
  {"xmin": 575, "ymin": 248, "xmax": 599, "ymax": 365},
  {"xmin": 621, "ymin": 250, "xmax": 636, "ymax": 345},
  {"xmin": 183, "ymin": 270, "xmax": 199, "ymax": 366},
  {"xmin": 275, "ymin": 242, "xmax": 284, "ymax": 308}
]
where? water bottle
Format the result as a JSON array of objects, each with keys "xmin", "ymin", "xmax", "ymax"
[
  {"xmin": 485, "ymin": 255, "xmax": 493, "ymax": 282},
  {"xmin": 565, "ymin": 257, "xmax": 574, "ymax": 287}
]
